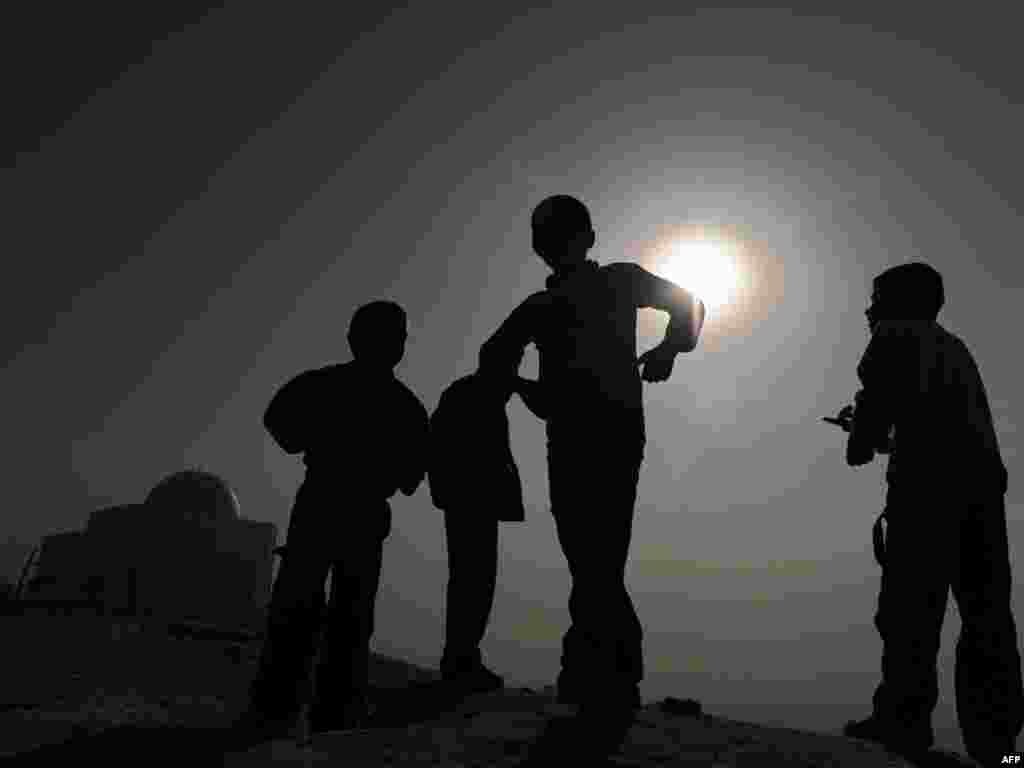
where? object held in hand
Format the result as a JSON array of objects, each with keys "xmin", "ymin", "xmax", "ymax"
[{"xmin": 824, "ymin": 404, "xmax": 855, "ymax": 432}]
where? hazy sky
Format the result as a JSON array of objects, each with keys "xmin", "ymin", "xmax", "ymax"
[{"xmin": 6, "ymin": 4, "xmax": 1022, "ymax": 752}]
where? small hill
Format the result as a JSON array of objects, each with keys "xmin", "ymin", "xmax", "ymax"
[
  {"xmin": 0, "ymin": 614, "xmax": 982, "ymax": 766},
  {"xmin": 226, "ymin": 686, "xmax": 981, "ymax": 767}
]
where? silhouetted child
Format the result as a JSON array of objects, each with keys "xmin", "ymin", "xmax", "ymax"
[
  {"xmin": 827, "ymin": 262, "xmax": 1021, "ymax": 766},
  {"xmin": 478, "ymin": 195, "xmax": 705, "ymax": 761},
  {"xmin": 428, "ymin": 367, "xmax": 547, "ymax": 695},
  {"xmin": 237, "ymin": 300, "xmax": 429, "ymax": 739}
]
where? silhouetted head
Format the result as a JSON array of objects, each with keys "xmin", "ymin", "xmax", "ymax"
[
  {"xmin": 867, "ymin": 262, "xmax": 944, "ymax": 333},
  {"xmin": 531, "ymin": 194, "xmax": 596, "ymax": 273},
  {"xmin": 348, "ymin": 300, "xmax": 408, "ymax": 371}
]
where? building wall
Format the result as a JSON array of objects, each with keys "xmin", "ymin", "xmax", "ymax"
[
  {"xmin": 29, "ymin": 531, "xmax": 91, "ymax": 601},
  {"xmin": 86, "ymin": 504, "xmax": 144, "ymax": 614},
  {"xmin": 27, "ymin": 503, "xmax": 278, "ymax": 630},
  {"xmin": 134, "ymin": 515, "xmax": 277, "ymax": 630}
]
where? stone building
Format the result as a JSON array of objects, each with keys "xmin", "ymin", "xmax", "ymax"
[
  {"xmin": 27, "ymin": 530, "xmax": 93, "ymax": 602},
  {"xmin": 24, "ymin": 469, "xmax": 278, "ymax": 631}
]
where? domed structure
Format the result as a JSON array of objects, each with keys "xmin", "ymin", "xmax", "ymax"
[
  {"xmin": 21, "ymin": 467, "xmax": 276, "ymax": 631},
  {"xmin": 144, "ymin": 468, "xmax": 240, "ymax": 526}
]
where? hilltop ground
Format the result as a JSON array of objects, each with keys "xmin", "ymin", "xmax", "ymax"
[{"xmin": 0, "ymin": 614, "xmax": 984, "ymax": 766}]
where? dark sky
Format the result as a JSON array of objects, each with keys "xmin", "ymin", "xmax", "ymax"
[{"xmin": 5, "ymin": 3, "xmax": 1022, "ymax": 752}]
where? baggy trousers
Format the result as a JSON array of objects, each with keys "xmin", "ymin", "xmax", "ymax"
[
  {"xmin": 872, "ymin": 483, "xmax": 1024, "ymax": 759},
  {"xmin": 547, "ymin": 436, "xmax": 645, "ymax": 707},
  {"xmin": 248, "ymin": 481, "xmax": 390, "ymax": 720},
  {"xmin": 441, "ymin": 508, "xmax": 499, "ymax": 676}
]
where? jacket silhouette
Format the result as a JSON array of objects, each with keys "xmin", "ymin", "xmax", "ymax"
[
  {"xmin": 263, "ymin": 359, "xmax": 428, "ymax": 537},
  {"xmin": 850, "ymin": 318, "xmax": 1007, "ymax": 493},
  {"xmin": 428, "ymin": 373, "xmax": 526, "ymax": 522}
]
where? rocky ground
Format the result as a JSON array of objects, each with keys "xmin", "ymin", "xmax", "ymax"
[{"xmin": 0, "ymin": 614, "xmax": 984, "ymax": 767}]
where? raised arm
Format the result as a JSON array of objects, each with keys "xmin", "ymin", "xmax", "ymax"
[
  {"xmin": 610, "ymin": 262, "xmax": 705, "ymax": 383},
  {"xmin": 478, "ymin": 294, "xmax": 543, "ymax": 379},
  {"xmin": 613, "ymin": 262, "xmax": 705, "ymax": 352}
]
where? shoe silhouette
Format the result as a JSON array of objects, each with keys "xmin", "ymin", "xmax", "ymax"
[
  {"xmin": 844, "ymin": 715, "xmax": 930, "ymax": 762},
  {"xmin": 443, "ymin": 662, "xmax": 504, "ymax": 696}
]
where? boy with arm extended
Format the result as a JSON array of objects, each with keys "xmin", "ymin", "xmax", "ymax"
[{"xmin": 479, "ymin": 195, "xmax": 704, "ymax": 759}]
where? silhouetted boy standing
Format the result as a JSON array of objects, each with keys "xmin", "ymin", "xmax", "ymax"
[
  {"xmin": 830, "ymin": 263, "xmax": 1022, "ymax": 766},
  {"xmin": 479, "ymin": 195, "xmax": 705, "ymax": 757},
  {"xmin": 240, "ymin": 300, "xmax": 429, "ymax": 737},
  {"xmin": 429, "ymin": 367, "xmax": 547, "ymax": 694}
]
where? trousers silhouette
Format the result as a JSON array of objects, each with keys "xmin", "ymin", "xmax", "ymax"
[
  {"xmin": 248, "ymin": 481, "xmax": 390, "ymax": 721},
  {"xmin": 548, "ymin": 435, "xmax": 644, "ymax": 706},
  {"xmin": 872, "ymin": 483, "xmax": 1024, "ymax": 757},
  {"xmin": 441, "ymin": 509, "xmax": 499, "ymax": 676}
]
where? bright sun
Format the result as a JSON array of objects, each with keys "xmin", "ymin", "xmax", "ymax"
[{"xmin": 657, "ymin": 236, "xmax": 739, "ymax": 313}]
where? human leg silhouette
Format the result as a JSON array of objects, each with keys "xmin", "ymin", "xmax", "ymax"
[
  {"xmin": 846, "ymin": 484, "xmax": 951, "ymax": 758},
  {"xmin": 307, "ymin": 499, "xmax": 390, "ymax": 732},
  {"xmin": 549, "ymin": 437, "xmax": 643, "ymax": 713},
  {"xmin": 441, "ymin": 508, "xmax": 502, "ymax": 691},
  {"xmin": 307, "ymin": 536, "xmax": 384, "ymax": 731},
  {"xmin": 950, "ymin": 494, "xmax": 1024, "ymax": 766},
  {"xmin": 869, "ymin": 509, "xmax": 946, "ymax": 752},
  {"xmin": 521, "ymin": 437, "xmax": 643, "ymax": 766},
  {"xmin": 847, "ymin": 482, "xmax": 1022, "ymax": 762},
  {"xmin": 245, "ymin": 486, "xmax": 332, "ymax": 730}
]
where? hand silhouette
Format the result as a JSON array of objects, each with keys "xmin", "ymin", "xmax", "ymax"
[
  {"xmin": 637, "ymin": 344, "xmax": 677, "ymax": 383},
  {"xmin": 823, "ymin": 404, "xmax": 855, "ymax": 432}
]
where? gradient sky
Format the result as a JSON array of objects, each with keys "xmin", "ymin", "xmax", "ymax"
[{"xmin": 5, "ymin": 4, "xmax": 1022, "ymax": 753}]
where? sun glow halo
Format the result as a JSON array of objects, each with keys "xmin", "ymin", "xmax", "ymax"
[{"xmin": 656, "ymin": 236, "xmax": 740, "ymax": 315}]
